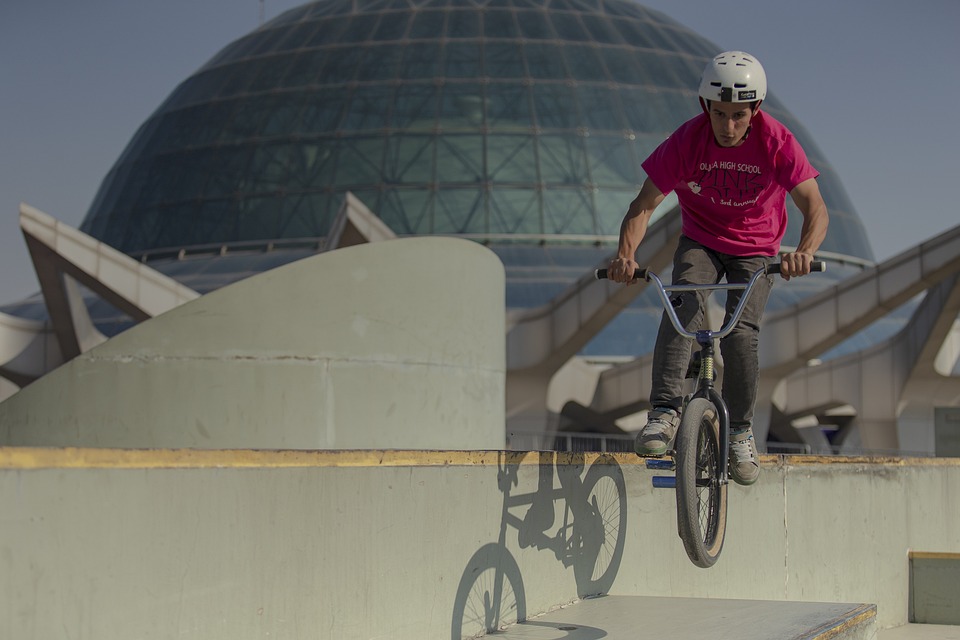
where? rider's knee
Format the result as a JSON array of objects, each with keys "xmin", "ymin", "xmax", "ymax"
[
  {"xmin": 670, "ymin": 292, "xmax": 702, "ymax": 327},
  {"xmin": 720, "ymin": 325, "xmax": 759, "ymax": 353}
]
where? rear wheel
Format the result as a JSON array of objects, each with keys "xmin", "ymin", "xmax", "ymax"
[
  {"xmin": 573, "ymin": 458, "xmax": 627, "ymax": 596},
  {"xmin": 674, "ymin": 397, "xmax": 727, "ymax": 568},
  {"xmin": 451, "ymin": 544, "xmax": 526, "ymax": 639}
]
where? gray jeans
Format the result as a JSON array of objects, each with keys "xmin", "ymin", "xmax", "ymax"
[{"xmin": 650, "ymin": 235, "xmax": 774, "ymax": 432}]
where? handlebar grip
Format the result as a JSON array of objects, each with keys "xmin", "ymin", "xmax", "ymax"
[
  {"xmin": 765, "ymin": 260, "xmax": 826, "ymax": 275},
  {"xmin": 595, "ymin": 268, "xmax": 648, "ymax": 281}
]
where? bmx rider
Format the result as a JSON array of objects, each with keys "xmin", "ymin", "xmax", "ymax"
[{"xmin": 606, "ymin": 51, "xmax": 829, "ymax": 485}]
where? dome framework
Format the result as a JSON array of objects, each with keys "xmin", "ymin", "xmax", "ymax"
[{"xmin": 80, "ymin": 0, "xmax": 871, "ymax": 266}]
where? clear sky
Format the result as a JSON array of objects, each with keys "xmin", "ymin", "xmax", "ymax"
[{"xmin": 2, "ymin": 0, "xmax": 958, "ymax": 304}]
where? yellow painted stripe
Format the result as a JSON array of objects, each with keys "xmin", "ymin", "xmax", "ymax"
[
  {"xmin": 765, "ymin": 454, "xmax": 960, "ymax": 467},
  {"xmin": 810, "ymin": 603, "xmax": 876, "ymax": 640},
  {"xmin": 909, "ymin": 551, "xmax": 960, "ymax": 560},
  {"xmin": 0, "ymin": 447, "xmax": 628, "ymax": 470},
  {"xmin": 1, "ymin": 447, "xmax": 957, "ymax": 471}
]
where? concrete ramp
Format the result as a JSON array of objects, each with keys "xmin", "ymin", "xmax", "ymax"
[
  {"xmin": 2, "ymin": 448, "xmax": 958, "ymax": 639},
  {"xmin": 496, "ymin": 596, "xmax": 876, "ymax": 639}
]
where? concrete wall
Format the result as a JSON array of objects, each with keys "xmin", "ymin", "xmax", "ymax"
[
  {"xmin": 0, "ymin": 237, "xmax": 506, "ymax": 450},
  {"xmin": 2, "ymin": 448, "xmax": 957, "ymax": 639},
  {"xmin": 0, "ymin": 377, "xmax": 17, "ymax": 404},
  {"xmin": 909, "ymin": 552, "xmax": 960, "ymax": 624}
]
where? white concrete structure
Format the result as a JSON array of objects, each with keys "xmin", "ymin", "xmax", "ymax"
[
  {"xmin": 1, "ymin": 206, "xmax": 958, "ymax": 639},
  {"xmin": 504, "ymin": 215, "xmax": 960, "ymax": 455},
  {"xmin": 2, "ymin": 447, "xmax": 957, "ymax": 637},
  {"xmin": 772, "ymin": 250, "xmax": 960, "ymax": 453},
  {"xmin": 0, "ymin": 233, "xmax": 506, "ymax": 451},
  {"xmin": 1, "ymin": 204, "xmax": 200, "ymax": 389},
  {"xmin": 20, "ymin": 203, "xmax": 201, "ymax": 360},
  {"xmin": 2, "ymin": 202, "xmax": 959, "ymax": 454}
]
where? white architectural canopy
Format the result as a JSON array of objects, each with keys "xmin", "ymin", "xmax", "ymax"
[
  {"xmin": 1, "ymin": 204, "xmax": 200, "ymax": 390},
  {"xmin": 0, "ymin": 195, "xmax": 390, "ymax": 396},
  {"xmin": 534, "ymin": 222, "xmax": 960, "ymax": 454}
]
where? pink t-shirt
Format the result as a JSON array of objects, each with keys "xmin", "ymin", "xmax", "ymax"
[{"xmin": 641, "ymin": 111, "xmax": 819, "ymax": 256}]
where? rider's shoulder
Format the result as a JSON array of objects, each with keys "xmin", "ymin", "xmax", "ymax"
[
  {"xmin": 752, "ymin": 111, "xmax": 797, "ymax": 142},
  {"xmin": 665, "ymin": 113, "xmax": 711, "ymax": 144}
]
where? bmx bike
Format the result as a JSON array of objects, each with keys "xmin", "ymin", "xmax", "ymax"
[{"xmin": 597, "ymin": 260, "xmax": 824, "ymax": 567}]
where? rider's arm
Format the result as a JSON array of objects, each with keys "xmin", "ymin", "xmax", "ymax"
[
  {"xmin": 609, "ymin": 178, "xmax": 666, "ymax": 283},
  {"xmin": 781, "ymin": 177, "xmax": 829, "ymax": 279}
]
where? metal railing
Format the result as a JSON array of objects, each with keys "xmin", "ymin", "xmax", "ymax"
[{"xmin": 506, "ymin": 430, "xmax": 636, "ymax": 453}]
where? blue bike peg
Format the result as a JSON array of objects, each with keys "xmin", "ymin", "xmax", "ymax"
[
  {"xmin": 646, "ymin": 459, "xmax": 675, "ymax": 470},
  {"xmin": 652, "ymin": 476, "xmax": 676, "ymax": 489}
]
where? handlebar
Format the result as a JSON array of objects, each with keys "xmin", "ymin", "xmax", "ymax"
[
  {"xmin": 595, "ymin": 260, "xmax": 826, "ymax": 342},
  {"xmin": 595, "ymin": 261, "xmax": 825, "ymax": 281}
]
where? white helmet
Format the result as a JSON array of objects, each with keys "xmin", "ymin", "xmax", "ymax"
[{"xmin": 698, "ymin": 51, "xmax": 767, "ymax": 105}]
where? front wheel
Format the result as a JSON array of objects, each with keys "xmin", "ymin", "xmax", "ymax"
[{"xmin": 674, "ymin": 397, "xmax": 728, "ymax": 568}]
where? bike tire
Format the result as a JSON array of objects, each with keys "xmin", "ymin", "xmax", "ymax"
[{"xmin": 675, "ymin": 397, "xmax": 728, "ymax": 568}]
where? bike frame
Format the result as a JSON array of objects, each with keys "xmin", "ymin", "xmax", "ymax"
[
  {"xmin": 643, "ymin": 267, "xmax": 772, "ymax": 486},
  {"xmin": 596, "ymin": 260, "xmax": 824, "ymax": 567}
]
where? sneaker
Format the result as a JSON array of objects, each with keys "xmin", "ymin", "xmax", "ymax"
[
  {"xmin": 729, "ymin": 429, "xmax": 760, "ymax": 486},
  {"xmin": 635, "ymin": 408, "xmax": 679, "ymax": 457}
]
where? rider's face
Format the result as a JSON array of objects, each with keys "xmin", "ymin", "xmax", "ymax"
[{"xmin": 708, "ymin": 101, "xmax": 755, "ymax": 147}]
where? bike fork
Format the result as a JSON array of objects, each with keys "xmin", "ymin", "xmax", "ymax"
[
  {"xmin": 647, "ymin": 334, "xmax": 731, "ymax": 488},
  {"xmin": 696, "ymin": 334, "xmax": 730, "ymax": 486}
]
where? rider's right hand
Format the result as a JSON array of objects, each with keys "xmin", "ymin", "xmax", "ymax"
[{"xmin": 608, "ymin": 257, "xmax": 640, "ymax": 283}]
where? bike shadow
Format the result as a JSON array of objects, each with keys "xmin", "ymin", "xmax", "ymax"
[
  {"xmin": 510, "ymin": 618, "xmax": 609, "ymax": 639},
  {"xmin": 450, "ymin": 451, "xmax": 627, "ymax": 639}
]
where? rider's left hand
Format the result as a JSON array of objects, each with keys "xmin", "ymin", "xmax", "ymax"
[{"xmin": 779, "ymin": 252, "xmax": 814, "ymax": 280}]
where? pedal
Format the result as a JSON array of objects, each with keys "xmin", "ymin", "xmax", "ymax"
[
  {"xmin": 652, "ymin": 476, "xmax": 677, "ymax": 489},
  {"xmin": 645, "ymin": 459, "xmax": 675, "ymax": 470}
]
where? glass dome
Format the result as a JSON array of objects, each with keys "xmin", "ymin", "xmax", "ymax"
[
  {"xmin": 38, "ymin": 0, "xmax": 880, "ymax": 359},
  {"xmin": 80, "ymin": 0, "xmax": 872, "ymax": 263}
]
